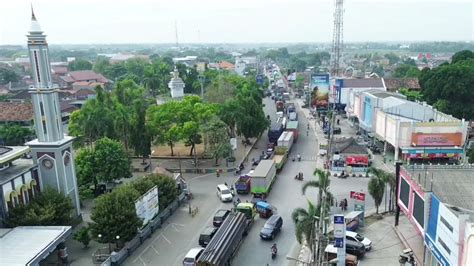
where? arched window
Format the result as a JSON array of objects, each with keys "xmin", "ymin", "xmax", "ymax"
[
  {"xmin": 7, "ymin": 191, "xmax": 19, "ymax": 210},
  {"xmin": 29, "ymin": 179, "xmax": 38, "ymax": 199},
  {"xmin": 20, "ymin": 185, "xmax": 29, "ymax": 204}
]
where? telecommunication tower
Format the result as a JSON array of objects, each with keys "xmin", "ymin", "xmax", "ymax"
[
  {"xmin": 175, "ymin": 20, "xmax": 179, "ymax": 48},
  {"xmin": 330, "ymin": 0, "xmax": 344, "ymax": 77}
]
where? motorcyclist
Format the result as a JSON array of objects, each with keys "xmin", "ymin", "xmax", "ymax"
[
  {"xmin": 271, "ymin": 243, "xmax": 278, "ymax": 256},
  {"xmin": 297, "ymin": 153, "xmax": 301, "ymax": 161}
]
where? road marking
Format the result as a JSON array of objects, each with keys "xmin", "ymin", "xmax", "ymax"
[
  {"xmin": 189, "ymin": 173, "xmax": 214, "ymax": 181},
  {"xmin": 170, "ymin": 223, "xmax": 182, "ymax": 232},
  {"xmin": 151, "ymin": 245, "xmax": 160, "ymax": 256},
  {"xmin": 139, "ymin": 257, "xmax": 147, "ymax": 266}
]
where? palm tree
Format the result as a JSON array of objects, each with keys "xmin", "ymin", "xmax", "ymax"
[
  {"xmin": 302, "ymin": 168, "xmax": 333, "ymax": 207},
  {"xmin": 368, "ymin": 176, "xmax": 385, "ymax": 214},
  {"xmin": 367, "ymin": 167, "xmax": 394, "ymax": 213},
  {"xmin": 292, "ymin": 200, "xmax": 319, "ymax": 250}
]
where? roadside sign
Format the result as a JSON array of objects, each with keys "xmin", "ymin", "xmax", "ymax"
[
  {"xmin": 256, "ymin": 75, "xmax": 264, "ymax": 86},
  {"xmin": 333, "ymin": 214, "xmax": 345, "ymax": 248},
  {"xmin": 350, "ymin": 191, "xmax": 366, "ymax": 201}
]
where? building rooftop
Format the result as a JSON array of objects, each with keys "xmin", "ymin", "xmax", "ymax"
[
  {"xmin": 402, "ymin": 164, "xmax": 474, "ymax": 211},
  {"xmin": 340, "ymin": 78, "xmax": 384, "ymax": 88},
  {"xmin": 0, "ymin": 102, "xmax": 34, "ymax": 122},
  {"xmin": 0, "ymin": 146, "xmax": 30, "ymax": 164},
  {"xmin": 383, "ymin": 78, "xmax": 421, "ymax": 91},
  {"xmin": 330, "ymin": 137, "xmax": 368, "ymax": 155},
  {"xmin": 64, "ymin": 70, "xmax": 109, "ymax": 83},
  {"xmin": 0, "ymin": 158, "xmax": 35, "ymax": 185},
  {"xmin": 0, "ymin": 226, "xmax": 72, "ymax": 266}
]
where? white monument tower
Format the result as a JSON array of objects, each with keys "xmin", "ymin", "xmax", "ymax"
[
  {"xmin": 168, "ymin": 66, "xmax": 185, "ymax": 99},
  {"xmin": 26, "ymin": 8, "xmax": 81, "ymax": 216}
]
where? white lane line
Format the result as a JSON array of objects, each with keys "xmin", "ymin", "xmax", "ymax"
[
  {"xmin": 139, "ymin": 257, "xmax": 147, "ymax": 266},
  {"xmin": 151, "ymin": 245, "xmax": 160, "ymax": 256},
  {"xmin": 161, "ymin": 234, "xmax": 171, "ymax": 244},
  {"xmin": 170, "ymin": 224, "xmax": 181, "ymax": 232}
]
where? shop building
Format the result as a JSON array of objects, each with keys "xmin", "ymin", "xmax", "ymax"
[
  {"xmin": 329, "ymin": 137, "xmax": 369, "ymax": 175},
  {"xmin": 396, "ymin": 164, "xmax": 474, "ymax": 266}
]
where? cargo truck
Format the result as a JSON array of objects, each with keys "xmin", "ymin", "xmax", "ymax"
[
  {"xmin": 250, "ymin": 160, "xmax": 277, "ymax": 198},
  {"xmin": 286, "ymin": 121, "xmax": 299, "ymax": 141},
  {"xmin": 234, "ymin": 174, "xmax": 251, "ymax": 194},
  {"xmin": 197, "ymin": 212, "xmax": 247, "ymax": 266},
  {"xmin": 268, "ymin": 122, "xmax": 284, "ymax": 145},
  {"xmin": 273, "ymin": 131, "xmax": 294, "ymax": 171}
]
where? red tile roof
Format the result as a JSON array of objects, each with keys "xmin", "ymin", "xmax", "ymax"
[
  {"xmin": 52, "ymin": 66, "xmax": 68, "ymax": 75},
  {"xmin": 66, "ymin": 70, "xmax": 109, "ymax": 83},
  {"xmin": 0, "ymin": 102, "xmax": 34, "ymax": 122},
  {"xmin": 383, "ymin": 78, "xmax": 421, "ymax": 91},
  {"xmin": 218, "ymin": 61, "xmax": 235, "ymax": 70}
]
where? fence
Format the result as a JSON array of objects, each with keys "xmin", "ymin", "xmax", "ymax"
[{"xmin": 96, "ymin": 192, "xmax": 186, "ymax": 265}]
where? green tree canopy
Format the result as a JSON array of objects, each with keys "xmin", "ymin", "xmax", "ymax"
[
  {"xmin": 0, "ymin": 67, "xmax": 20, "ymax": 84},
  {"xmin": 69, "ymin": 59, "xmax": 93, "ymax": 71},
  {"xmin": 451, "ymin": 50, "xmax": 474, "ymax": 64},
  {"xmin": 392, "ymin": 64, "xmax": 420, "ymax": 78},
  {"xmin": 0, "ymin": 124, "xmax": 34, "ymax": 146},
  {"xmin": 203, "ymin": 116, "xmax": 232, "ymax": 165},
  {"xmin": 420, "ymin": 55, "xmax": 474, "ymax": 119},
  {"xmin": 7, "ymin": 188, "xmax": 74, "ymax": 227},
  {"xmin": 90, "ymin": 185, "xmax": 142, "ymax": 243}
]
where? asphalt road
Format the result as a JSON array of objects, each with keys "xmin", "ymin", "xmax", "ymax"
[{"xmin": 124, "ymin": 95, "xmax": 379, "ymax": 266}]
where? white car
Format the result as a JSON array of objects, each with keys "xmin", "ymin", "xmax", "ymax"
[
  {"xmin": 346, "ymin": 231, "xmax": 372, "ymax": 251},
  {"xmin": 216, "ymin": 184, "xmax": 233, "ymax": 202}
]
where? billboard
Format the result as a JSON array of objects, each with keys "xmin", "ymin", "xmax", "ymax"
[
  {"xmin": 135, "ymin": 186, "xmax": 159, "ymax": 226},
  {"xmin": 411, "ymin": 133, "xmax": 463, "ymax": 147},
  {"xmin": 310, "ymin": 74, "xmax": 330, "ymax": 108}
]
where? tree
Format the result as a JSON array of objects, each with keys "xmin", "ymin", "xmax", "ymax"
[
  {"xmin": 69, "ymin": 59, "xmax": 93, "ymax": 71},
  {"xmin": 295, "ymin": 74, "xmax": 305, "ymax": 89},
  {"xmin": 0, "ymin": 67, "xmax": 20, "ymax": 84},
  {"xmin": 451, "ymin": 50, "xmax": 474, "ymax": 64},
  {"xmin": 75, "ymin": 137, "xmax": 131, "ymax": 192},
  {"xmin": 7, "ymin": 188, "xmax": 74, "ymax": 227},
  {"xmin": 398, "ymin": 87, "xmax": 423, "ymax": 102},
  {"xmin": 130, "ymin": 100, "xmax": 151, "ymax": 164},
  {"xmin": 420, "ymin": 58, "xmax": 474, "ymax": 119},
  {"xmin": 302, "ymin": 169, "xmax": 333, "ymax": 207},
  {"xmin": 368, "ymin": 176, "xmax": 385, "ymax": 214},
  {"xmin": 144, "ymin": 174, "xmax": 179, "ymax": 210},
  {"xmin": 392, "ymin": 64, "xmax": 420, "ymax": 78},
  {"xmin": 73, "ymin": 226, "xmax": 92, "ymax": 248},
  {"xmin": 204, "ymin": 116, "xmax": 232, "ymax": 165},
  {"xmin": 291, "ymin": 200, "xmax": 319, "ymax": 250},
  {"xmin": 219, "ymin": 99, "xmax": 240, "ymax": 137},
  {"xmin": 235, "ymin": 95, "xmax": 269, "ymax": 141},
  {"xmin": 384, "ymin": 53, "xmax": 400, "ymax": 65},
  {"xmin": 0, "ymin": 124, "xmax": 34, "ymax": 146},
  {"xmin": 90, "ymin": 185, "xmax": 142, "ymax": 244},
  {"xmin": 467, "ymin": 148, "xmax": 474, "ymax": 164}
]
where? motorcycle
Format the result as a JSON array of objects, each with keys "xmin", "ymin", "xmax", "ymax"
[
  {"xmin": 297, "ymin": 154, "xmax": 301, "ymax": 161},
  {"xmin": 271, "ymin": 244, "xmax": 277, "ymax": 259}
]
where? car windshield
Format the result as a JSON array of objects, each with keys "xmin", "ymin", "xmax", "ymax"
[
  {"xmin": 183, "ymin": 258, "xmax": 195, "ymax": 263},
  {"xmin": 355, "ymin": 234, "xmax": 364, "ymax": 241},
  {"xmin": 263, "ymin": 223, "xmax": 274, "ymax": 230},
  {"xmin": 222, "ymin": 189, "xmax": 231, "ymax": 195}
]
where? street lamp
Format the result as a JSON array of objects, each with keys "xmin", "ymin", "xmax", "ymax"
[
  {"xmin": 115, "ymin": 235, "xmax": 121, "ymax": 251},
  {"xmin": 98, "ymin": 234, "xmax": 112, "ymax": 254}
]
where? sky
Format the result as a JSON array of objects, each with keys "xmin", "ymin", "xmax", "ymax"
[{"xmin": 0, "ymin": 0, "xmax": 472, "ymax": 45}]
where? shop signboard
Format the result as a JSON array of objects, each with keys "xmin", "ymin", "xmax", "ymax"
[
  {"xmin": 345, "ymin": 155, "xmax": 369, "ymax": 165},
  {"xmin": 411, "ymin": 133, "xmax": 462, "ymax": 147},
  {"xmin": 333, "ymin": 214, "xmax": 346, "ymax": 266}
]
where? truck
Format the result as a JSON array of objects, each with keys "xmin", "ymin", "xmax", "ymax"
[
  {"xmin": 234, "ymin": 175, "xmax": 251, "ymax": 194},
  {"xmin": 250, "ymin": 160, "xmax": 277, "ymax": 198},
  {"xmin": 268, "ymin": 122, "xmax": 284, "ymax": 145},
  {"xmin": 286, "ymin": 121, "xmax": 299, "ymax": 141},
  {"xmin": 273, "ymin": 131, "xmax": 294, "ymax": 171},
  {"xmin": 235, "ymin": 202, "xmax": 256, "ymax": 234},
  {"xmin": 276, "ymin": 101, "xmax": 285, "ymax": 112},
  {"xmin": 197, "ymin": 212, "xmax": 247, "ymax": 266}
]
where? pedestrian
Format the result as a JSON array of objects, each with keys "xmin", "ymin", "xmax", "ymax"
[
  {"xmin": 340, "ymin": 200, "xmax": 344, "ymax": 211},
  {"xmin": 343, "ymin": 198, "xmax": 348, "ymax": 211},
  {"xmin": 225, "ymin": 182, "xmax": 228, "ymax": 187},
  {"xmin": 307, "ymin": 130, "xmax": 309, "ymax": 136},
  {"xmin": 337, "ymin": 118, "xmax": 340, "ymax": 125}
]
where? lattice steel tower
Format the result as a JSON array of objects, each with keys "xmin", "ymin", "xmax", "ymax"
[{"xmin": 330, "ymin": 0, "xmax": 344, "ymax": 77}]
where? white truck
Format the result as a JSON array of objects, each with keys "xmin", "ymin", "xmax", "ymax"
[{"xmin": 250, "ymin": 160, "xmax": 277, "ymax": 197}]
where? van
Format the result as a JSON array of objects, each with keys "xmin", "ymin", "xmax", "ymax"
[
  {"xmin": 260, "ymin": 215, "xmax": 283, "ymax": 240},
  {"xmin": 183, "ymin": 247, "xmax": 204, "ymax": 266},
  {"xmin": 199, "ymin": 226, "xmax": 218, "ymax": 247},
  {"xmin": 216, "ymin": 184, "xmax": 233, "ymax": 202},
  {"xmin": 213, "ymin": 209, "xmax": 230, "ymax": 227},
  {"xmin": 324, "ymin": 244, "xmax": 359, "ymax": 266}
]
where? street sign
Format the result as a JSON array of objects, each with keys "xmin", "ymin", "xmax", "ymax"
[
  {"xmin": 256, "ymin": 75, "xmax": 264, "ymax": 86},
  {"xmin": 334, "ymin": 238, "xmax": 344, "ymax": 248},
  {"xmin": 333, "ymin": 214, "xmax": 346, "ymax": 265}
]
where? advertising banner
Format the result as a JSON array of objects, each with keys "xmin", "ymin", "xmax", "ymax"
[
  {"xmin": 411, "ymin": 133, "xmax": 462, "ymax": 147},
  {"xmin": 333, "ymin": 214, "xmax": 346, "ymax": 266},
  {"xmin": 345, "ymin": 155, "xmax": 369, "ymax": 166},
  {"xmin": 310, "ymin": 74, "xmax": 330, "ymax": 108},
  {"xmin": 135, "ymin": 186, "xmax": 159, "ymax": 226}
]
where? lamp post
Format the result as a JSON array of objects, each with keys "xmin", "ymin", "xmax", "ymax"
[
  {"xmin": 98, "ymin": 234, "xmax": 112, "ymax": 254},
  {"xmin": 115, "ymin": 235, "xmax": 121, "ymax": 251}
]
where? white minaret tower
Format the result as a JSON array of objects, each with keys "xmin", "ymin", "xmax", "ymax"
[
  {"xmin": 26, "ymin": 7, "xmax": 81, "ymax": 217},
  {"xmin": 168, "ymin": 66, "xmax": 185, "ymax": 99}
]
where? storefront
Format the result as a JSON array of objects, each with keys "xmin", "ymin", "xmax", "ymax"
[{"xmin": 402, "ymin": 133, "xmax": 464, "ymax": 164}]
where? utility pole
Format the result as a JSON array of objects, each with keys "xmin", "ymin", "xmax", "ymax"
[
  {"xmin": 174, "ymin": 20, "xmax": 179, "ymax": 48},
  {"xmin": 330, "ymin": 0, "xmax": 344, "ymax": 77}
]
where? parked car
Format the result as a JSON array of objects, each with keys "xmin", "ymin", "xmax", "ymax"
[
  {"xmin": 323, "ymin": 127, "xmax": 341, "ymax": 135},
  {"xmin": 199, "ymin": 226, "xmax": 218, "ymax": 247},
  {"xmin": 345, "ymin": 239, "xmax": 366, "ymax": 258},
  {"xmin": 216, "ymin": 184, "xmax": 233, "ymax": 202},
  {"xmin": 213, "ymin": 209, "xmax": 230, "ymax": 227},
  {"xmin": 346, "ymin": 231, "xmax": 372, "ymax": 251},
  {"xmin": 259, "ymin": 215, "xmax": 283, "ymax": 240},
  {"xmin": 183, "ymin": 247, "xmax": 204, "ymax": 266}
]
